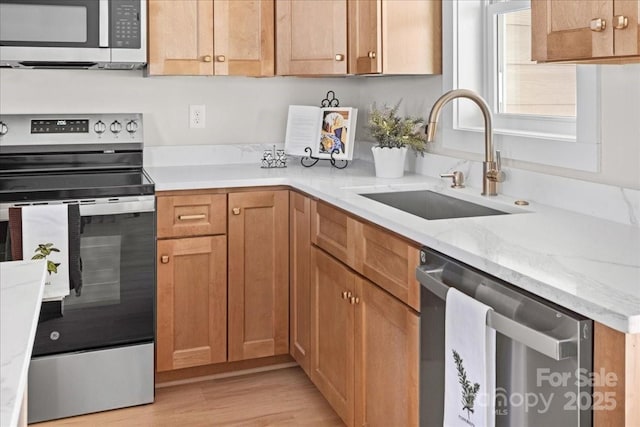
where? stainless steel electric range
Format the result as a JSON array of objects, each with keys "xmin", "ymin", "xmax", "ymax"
[{"xmin": 0, "ymin": 113, "xmax": 155, "ymax": 423}]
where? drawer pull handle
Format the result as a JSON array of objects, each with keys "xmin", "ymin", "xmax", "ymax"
[
  {"xmin": 161, "ymin": 255, "xmax": 170, "ymax": 264},
  {"xmin": 178, "ymin": 214, "xmax": 206, "ymax": 221},
  {"xmin": 232, "ymin": 207, "xmax": 241, "ymax": 215}
]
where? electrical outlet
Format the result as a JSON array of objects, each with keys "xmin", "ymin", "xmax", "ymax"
[{"xmin": 189, "ymin": 105, "xmax": 206, "ymax": 129}]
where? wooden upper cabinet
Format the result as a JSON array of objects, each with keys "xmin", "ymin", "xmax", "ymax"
[
  {"xmin": 228, "ymin": 190, "xmax": 289, "ymax": 362},
  {"xmin": 148, "ymin": 0, "xmax": 274, "ymax": 76},
  {"xmin": 213, "ymin": 0, "xmax": 275, "ymax": 76},
  {"xmin": 276, "ymin": 0, "xmax": 348, "ymax": 75},
  {"xmin": 348, "ymin": 0, "xmax": 441, "ymax": 75},
  {"xmin": 148, "ymin": 0, "xmax": 214, "ymax": 75},
  {"xmin": 531, "ymin": 0, "xmax": 640, "ymax": 63}
]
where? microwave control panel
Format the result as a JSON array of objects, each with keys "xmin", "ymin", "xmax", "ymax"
[{"xmin": 111, "ymin": 0, "xmax": 141, "ymax": 49}]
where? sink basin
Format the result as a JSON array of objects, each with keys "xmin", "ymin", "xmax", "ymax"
[{"xmin": 361, "ymin": 190, "xmax": 509, "ymax": 220}]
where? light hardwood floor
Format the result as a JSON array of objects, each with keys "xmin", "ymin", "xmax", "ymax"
[{"xmin": 34, "ymin": 367, "xmax": 344, "ymax": 426}]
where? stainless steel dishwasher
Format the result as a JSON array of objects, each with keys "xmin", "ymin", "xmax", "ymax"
[{"xmin": 417, "ymin": 248, "xmax": 592, "ymax": 427}]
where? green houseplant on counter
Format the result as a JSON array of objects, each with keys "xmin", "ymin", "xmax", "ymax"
[{"xmin": 368, "ymin": 101, "xmax": 428, "ymax": 178}]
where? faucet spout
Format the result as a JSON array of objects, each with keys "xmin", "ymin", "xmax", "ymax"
[{"xmin": 426, "ymin": 89, "xmax": 503, "ymax": 196}]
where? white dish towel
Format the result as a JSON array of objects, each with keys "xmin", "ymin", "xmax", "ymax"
[
  {"xmin": 444, "ymin": 288, "xmax": 496, "ymax": 427},
  {"xmin": 21, "ymin": 204, "xmax": 70, "ymax": 300}
]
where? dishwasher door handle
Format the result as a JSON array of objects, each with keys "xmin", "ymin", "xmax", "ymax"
[{"xmin": 416, "ymin": 266, "xmax": 577, "ymax": 361}]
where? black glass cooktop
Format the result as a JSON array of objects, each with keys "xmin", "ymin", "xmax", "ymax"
[{"xmin": 0, "ymin": 169, "xmax": 154, "ymax": 203}]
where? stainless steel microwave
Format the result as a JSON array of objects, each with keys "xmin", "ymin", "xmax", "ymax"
[{"xmin": 0, "ymin": 0, "xmax": 146, "ymax": 69}]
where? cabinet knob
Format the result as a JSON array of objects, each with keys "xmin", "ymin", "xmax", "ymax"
[
  {"xmin": 161, "ymin": 255, "xmax": 170, "ymax": 264},
  {"xmin": 203, "ymin": 55, "xmax": 212, "ymax": 63},
  {"xmin": 590, "ymin": 18, "xmax": 606, "ymax": 32},
  {"xmin": 349, "ymin": 296, "xmax": 360, "ymax": 305},
  {"xmin": 367, "ymin": 51, "xmax": 376, "ymax": 59},
  {"xmin": 334, "ymin": 54, "xmax": 345, "ymax": 61},
  {"xmin": 216, "ymin": 55, "xmax": 226, "ymax": 63},
  {"xmin": 232, "ymin": 207, "xmax": 241, "ymax": 215},
  {"xmin": 341, "ymin": 290, "xmax": 352, "ymax": 300},
  {"xmin": 613, "ymin": 15, "xmax": 628, "ymax": 29}
]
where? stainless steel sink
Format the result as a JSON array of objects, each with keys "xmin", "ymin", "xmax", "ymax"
[{"xmin": 361, "ymin": 190, "xmax": 509, "ymax": 220}]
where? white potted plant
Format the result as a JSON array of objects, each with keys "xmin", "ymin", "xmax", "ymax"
[{"xmin": 368, "ymin": 101, "xmax": 427, "ymax": 178}]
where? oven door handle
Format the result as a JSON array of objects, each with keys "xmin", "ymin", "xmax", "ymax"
[
  {"xmin": 77, "ymin": 196, "xmax": 155, "ymax": 216},
  {"xmin": 416, "ymin": 265, "xmax": 577, "ymax": 361}
]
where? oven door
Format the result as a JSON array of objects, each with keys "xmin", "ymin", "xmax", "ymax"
[{"xmin": 0, "ymin": 196, "xmax": 155, "ymax": 356}]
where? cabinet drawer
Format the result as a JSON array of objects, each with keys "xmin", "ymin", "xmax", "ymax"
[
  {"xmin": 355, "ymin": 223, "xmax": 420, "ymax": 311},
  {"xmin": 157, "ymin": 194, "xmax": 227, "ymax": 238},
  {"xmin": 311, "ymin": 200, "xmax": 357, "ymax": 268}
]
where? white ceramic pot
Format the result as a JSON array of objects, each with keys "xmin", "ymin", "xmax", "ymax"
[{"xmin": 371, "ymin": 146, "xmax": 408, "ymax": 178}]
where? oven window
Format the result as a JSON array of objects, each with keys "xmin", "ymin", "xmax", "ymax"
[{"xmin": 1, "ymin": 210, "xmax": 156, "ymax": 356}]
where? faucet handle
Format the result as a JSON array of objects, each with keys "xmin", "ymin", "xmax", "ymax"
[
  {"xmin": 487, "ymin": 150, "xmax": 506, "ymax": 183},
  {"xmin": 440, "ymin": 171, "xmax": 465, "ymax": 188}
]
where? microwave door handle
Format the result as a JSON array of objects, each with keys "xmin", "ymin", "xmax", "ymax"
[
  {"xmin": 99, "ymin": 0, "xmax": 109, "ymax": 47},
  {"xmin": 416, "ymin": 265, "xmax": 577, "ymax": 361}
]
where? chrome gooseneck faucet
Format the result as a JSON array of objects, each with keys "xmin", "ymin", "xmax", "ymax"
[{"xmin": 425, "ymin": 89, "xmax": 504, "ymax": 196}]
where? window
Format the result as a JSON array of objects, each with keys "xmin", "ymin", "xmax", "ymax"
[
  {"xmin": 495, "ymin": 7, "xmax": 576, "ymax": 117},
  {"xmin": 442, "ymin": 0, "xmax": 600, "ymax": 171}
]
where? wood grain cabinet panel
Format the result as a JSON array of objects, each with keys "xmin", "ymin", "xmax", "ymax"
[
  {"xmin": 310, "ymin": 247, "xmax": 356, "ymax": 427},
  {"xmin": 311, "ymin": 200, "xmax": 357, "ymax": 269},
  {"xmin": 213, "ymin": 0, "xmax": 274, "ymax": 76},
  {"xmin": 157, "ymin": 194, "xmax": 226, "ymax": 239},
  {"xmin": 348, "ymin": 0, "xmax": 441, "ymax": 75},
  {"xmin": 148, "ymin": 0, "xmax": 214, "ymax": 75},
  {"xmin": 149, "ymin": 0, "xmax": 274, "ymax": 76},
  {"xmin": 290, "ymin": 192, "xmax": 312, "ymax": 375},
  {"xmin": 157, "ymin": 236, "xmax": 227, "ymax": 371},
  {"xmin": 354, "ymin": 276, "xmax": 419, "ymax": 427},
  {"xmin": 228, "ymin": 190, "xmax": 289, "ymax": 361},
  {"xmin": 531, "ymin": 0, "xmax": 640, "ymax": 63},
  {"xmin": 276, "ymin": 0, "xmax": 348, "ymax": 75},
  {"xmin": 355, "ymin": 222, "xmax": 421, "ymax": 311}
]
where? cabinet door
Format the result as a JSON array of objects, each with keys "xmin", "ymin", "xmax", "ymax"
[
  {"xmin": 531, "ymin": 0, "xmax": 614, "ymax": 61},
  {"xmin": 157, "ymin": 236, "xmax": 227, "ymax": 371},
  {"xmin": 276, "ymin": 0, "xmax": 348, "ymax": 75},
  {"xmin": 228, "ymin": 190, "xmax": 289, "ymax": 361},
  {"xmin": 613, "ymin": 0, "xmax": 640, "ymax": 57},
  {"xmin": 354, "ymin": 277, "xmax": 419, "ymax": 427},
  {"xmin": 290, "ymin": 192, "xmax": 311, "ymax": 374},
  {"xmin": 348, "ymin": 0, "xmax": 382, "ymax": 74},
  {"xmin": 310, "ymin": 247, "xmax": 355, "ymax": 427},
  {"xmin": 213, "ymin": 0, "xmax": 275, "ymax": 76},
  {"xmin": 148, "ymin": 0, "xmax": 214, "ymax": 75}
]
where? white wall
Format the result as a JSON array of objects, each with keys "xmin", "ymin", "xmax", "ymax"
[
  {"xmin": 1, "ymin": 66, "xmax": 638, "ymax": 189},
  {"xmin": 0, "ymin": 69, "xmax": 363, "ymax": 146}
]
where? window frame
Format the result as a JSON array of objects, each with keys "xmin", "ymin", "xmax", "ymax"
[{"xmin": 441, "ymin": 0, "xmax": 601, "ymax": 172}]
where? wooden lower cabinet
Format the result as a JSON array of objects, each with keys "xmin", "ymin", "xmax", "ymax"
[
  {"xmin": 156, "ymin": 235, "xmax": 227, "ymax": 372},
  {"xmin": 228, "ymin": 190, "xmax": 289, "ymax": 361},
  {"xmin": 290, "ymin": 192, "xmax": 312, "ymax": 375},
  {"xmin": 311, "ymin": 246, "xmax": 419, "ymax": 427}
]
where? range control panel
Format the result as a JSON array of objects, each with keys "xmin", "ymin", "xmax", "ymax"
[{"xmin": 0, "ymin": 113, "xmax": 143, "ymax": 145}]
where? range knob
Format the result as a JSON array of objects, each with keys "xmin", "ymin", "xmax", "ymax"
[
  {"xmin": 0, "ymin": 121, "xmax": 8, "ymax": 136},
  {"xmin": 110, "ymin": 120, "xmax": 122, "ymax": 134},
  {"xmin": 126, "ymin": 120, "xmax": 138, "ymax": 134},
  {"xmin": 94, "ymin": 120, "xmax": 106, "ymax": 135}
]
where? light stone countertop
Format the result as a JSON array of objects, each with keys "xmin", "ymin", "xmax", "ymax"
[
  {"xmin": 1, "ymin": 260, "xmax": 47, "ymax": 427},
  {"xmin": 146, "ymin": 161, "xmax": 640, "ymax": 334}
]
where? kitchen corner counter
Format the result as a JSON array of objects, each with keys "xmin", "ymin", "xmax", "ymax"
[
  {"xmin": 146, "ymin": 162, "xmax": 640, "ymax": 334},
  {"xmin": 1, "ymin": 260, "xmax": 47, "ymax": 427}
]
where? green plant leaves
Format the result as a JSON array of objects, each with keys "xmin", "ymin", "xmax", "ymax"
[
  {"xmin": 453, "ymin": 349, "xmax": 481, "ymax": 419},
  {"xmin": 367, "ymin": 100, "xmax": 428, "ymax": 156},
  {"xmin": 31, "ymin": 243, "xmax": 61, "ymax": 276}
]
